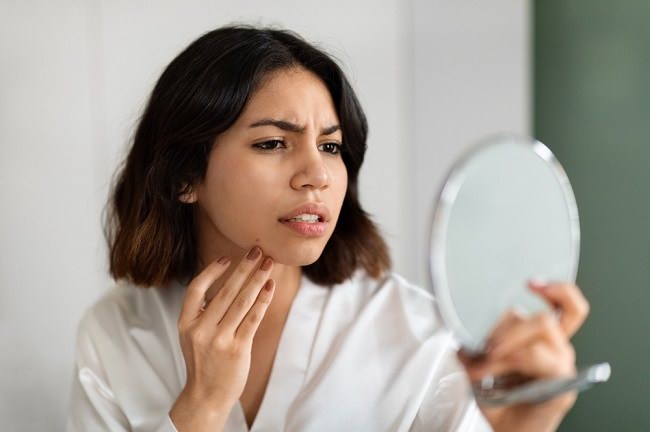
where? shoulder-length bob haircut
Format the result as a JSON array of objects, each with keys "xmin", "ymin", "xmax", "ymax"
[{"xmin": 106, "ymin": 25, "xmax": 391, "ymax": 287}]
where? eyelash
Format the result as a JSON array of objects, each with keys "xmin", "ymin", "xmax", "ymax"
[{"xmin": 253, "ymin": 139, "xmax": 343, "ymax": 155}]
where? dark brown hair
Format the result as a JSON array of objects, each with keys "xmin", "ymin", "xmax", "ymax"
[{"xmin": 105, "ymin": 25, "xmax": 391, "ymax": 287}]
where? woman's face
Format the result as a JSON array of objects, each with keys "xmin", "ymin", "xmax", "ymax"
[{"xmin": 192, "ymin": 67, "xmax": 348, "ymax": 266}]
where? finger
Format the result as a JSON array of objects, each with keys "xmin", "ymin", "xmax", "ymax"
[
  {"xmin": 219, "ymin": 256, "xmax": 274, "ymax": 331},
  {"xmin": 529, "ymin": 281, "xmax": 590, "ymax": 338},
  {"xmin": 489, "ymin": 312, "xmax": 564, "ymax": 360},
  {"xmin": 485, "ymin": 308, "xmax": 526, "ymax": 350},
  {"xmin": 465, "ymin": 342, "xmax": 569, "ymax": 382},
  {"xmin": 202, "ymin": 247, "xmax": 264, "ymax": 326},
  {"xmin": 236, "ymin": 279, "xmax": 275, "ymax": 342},
  {"xmin": 178, "ymin": 256, "xmax": 231, "ymax": 325}
]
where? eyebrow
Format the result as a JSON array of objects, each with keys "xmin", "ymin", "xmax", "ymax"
[{"xmin": 249, "ymin": 118, "xmax": 341, "ymax": 136}]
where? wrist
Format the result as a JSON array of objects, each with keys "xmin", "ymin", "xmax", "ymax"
[
  {"xmin": 169, "ymin": 388, "xmax": 232, "ymax": 432},
  {"xmin": 487, "ymin": 404, "xmax": 569, "ymax": 432}
]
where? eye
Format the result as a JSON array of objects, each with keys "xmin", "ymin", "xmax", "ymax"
[
  {"xmin": 253, "ymin": 139, "xmax": 286, "ymax": 152},
  {"xmin": 318, "ymin": 142, "xmax": 343, "ymax": 155}
]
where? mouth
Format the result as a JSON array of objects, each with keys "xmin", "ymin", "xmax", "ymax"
[
  {"xmin": 278, "ymin": 202, "xmax": 331, "ymax": 236},
  {"xmin": 280, "ymin": 214, "xmax": 323, "ymax": 223},
  {"xmin": 278, "ymin": 202, "xmax": 331, "ymax": 224}
]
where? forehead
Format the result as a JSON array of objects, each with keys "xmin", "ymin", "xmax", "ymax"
[{"xmin": 236, "ymin": 67, "xmax": 339, "ymax": 124}]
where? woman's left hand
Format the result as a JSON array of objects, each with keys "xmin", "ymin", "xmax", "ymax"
[{"xmin": 458, "ymin": 281, "xmax": 590, "ymax": 432}]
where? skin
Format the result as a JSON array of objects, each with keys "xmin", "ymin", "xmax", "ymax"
[{"xmin": 168, "ymin": 67, "xmax": 590, "ymax": 432}]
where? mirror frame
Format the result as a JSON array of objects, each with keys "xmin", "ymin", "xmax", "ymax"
[{"xmin": 428, "ymin": 133, "xmax": 581, "ymax": 352}]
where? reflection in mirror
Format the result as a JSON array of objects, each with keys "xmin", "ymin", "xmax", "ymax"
[{"xmin": 428, "ymin": 133, "xmax": 610, "ymax": 405}]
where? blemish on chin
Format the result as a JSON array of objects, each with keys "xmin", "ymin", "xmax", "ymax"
[{"xmin": 255, "ymin": 238, "xmax": 260, "ymax": 243}]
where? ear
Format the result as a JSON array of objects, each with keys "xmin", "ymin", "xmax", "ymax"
[{"xmin": 178, "ymin": 184, "xmax": 198, "ymax": 204}]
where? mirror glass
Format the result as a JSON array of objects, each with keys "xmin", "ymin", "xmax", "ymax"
[{"xmin": 429, "ymin": 133, "xmax": 579, "ymax": 352}]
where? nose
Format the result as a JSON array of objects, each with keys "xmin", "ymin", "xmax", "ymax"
[{"xmin": 290, "ymin": 145, "xmax": 331, "ymax": 191}]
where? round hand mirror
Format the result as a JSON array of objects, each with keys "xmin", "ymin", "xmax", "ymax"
[{"xmin": 428, "ymin": 133, "xmax": 610, "ymax": 405}]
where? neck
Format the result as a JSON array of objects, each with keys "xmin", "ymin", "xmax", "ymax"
[{"xmin": 200, "ymin": 248, "xmax": 302, "ymax": 324}]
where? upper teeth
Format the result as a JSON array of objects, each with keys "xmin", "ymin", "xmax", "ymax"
[{"xmin": 287, "ymin": 214, "xmax": 320, "ymax": 222}]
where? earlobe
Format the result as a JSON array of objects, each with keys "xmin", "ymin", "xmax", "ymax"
[{"xmin": 178, "ymin": 185, "xmax": 198, "ymax": 204}]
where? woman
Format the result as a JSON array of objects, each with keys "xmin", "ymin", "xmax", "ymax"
[{"xmin": 68, "ymin": 26, "xmax": 589, "ymax": 431}]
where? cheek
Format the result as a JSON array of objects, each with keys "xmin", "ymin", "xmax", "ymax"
[
  {"xmin": 214, "ymin": 160, "xmax": 276, "ymax": 215},
  {"xmin": 332, "ymin": 164, "xmax": 348, "ymax": 203},
  {"xmin": 200, "ymin": 163, "xmax": 280, "ymax": 248}
]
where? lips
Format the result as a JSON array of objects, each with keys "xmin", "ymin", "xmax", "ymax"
[{"xmin": 278, "ymin": 202, "xmax": 331, "ymax": 223}]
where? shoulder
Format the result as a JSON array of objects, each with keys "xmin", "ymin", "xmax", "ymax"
[
  {"xmin": 80, "ymin": 283, "xmax": 140, "ymax": 328},
  {"xmin": 300, "ymin": 271, "xmax": 472, "ymax": 429},
  {"xmin": 334, "ymin": 270, "xmax": 435, "ymax": 304},
  {"xmin": 71, "ymin": 282, "xmax": 186, "ymax": 428},
  {"xmin": 343, "ymin": 270, "xmax": 436, "ymax": 311},
  {"xmin": 75, "ymin": 281, "xmax": 185, "ymax": 355},
  {"xmin": 325, "ymin": 270, "xmax": 444, "ymax": 343},
  {"xmin": 73, "ymin": 281, "xmax": 186, "ymax": 401},
  {"xmin": 339, "ymin": 276, "xmax": 484, "ymax": 430}
]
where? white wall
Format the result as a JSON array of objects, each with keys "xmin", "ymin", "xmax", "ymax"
[
  {"xmin": 412, "ymin": 1, "xmax": 532, "ymax": 285},
  {"xmin": 0, "ymin": 1, "xmax": 529, "ymax": 429}
]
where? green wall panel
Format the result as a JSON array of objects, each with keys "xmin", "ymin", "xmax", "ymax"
[{"xmin": 535, "ymin": 1, "xmax": 650, "ymax": 430}]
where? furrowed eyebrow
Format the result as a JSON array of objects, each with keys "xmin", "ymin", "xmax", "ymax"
[
  {"xmin": 249, "ymin": 119, "xmax": 305, "ymax": 133},
  {"xmin": 321, "ymin": 125, "xmax": 341, "ymax": 136},
  {"xmin": 249, "ymin": 118, "xmax": 341, "ymax": 136}
]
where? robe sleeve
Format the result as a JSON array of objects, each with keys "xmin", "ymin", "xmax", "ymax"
[
  {"xmin": 410, "ymin": 345, "xmax": 493, "ymax": 432},
  {"xmin": 66, "ymin": 312, "xmax": 178, "ymax": 432}
]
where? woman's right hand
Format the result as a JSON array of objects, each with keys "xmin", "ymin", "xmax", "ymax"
[{"xmin": 169, "ymin": 247, "xmax": 275, "ymax": 432}]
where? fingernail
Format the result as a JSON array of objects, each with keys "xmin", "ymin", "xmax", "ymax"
[
  {"xmin": 479, "ymin": 375, "xmax": 496, "ymax": 391},
  {"xmin": 261, "ymin": 257, "xmax": 273, "ymax": 271},
  {"xmin": 528, "ymin": 278, "xmax": 547, "ymax": 290},
  {"xmin": 264, "ymin": 279, "xmax": 274, "ymax": 292},
  {"xmin": 246, "ymin": 247, "xmax": 261, "ymax": 260},
  {"xmin": 217, "ymin": 256, "xmax": 230, "ymax": 265}
]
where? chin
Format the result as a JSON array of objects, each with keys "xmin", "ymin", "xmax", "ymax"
[{"xmin": 265, "ymin": 240, "xmax": 326, "ymax": 267}]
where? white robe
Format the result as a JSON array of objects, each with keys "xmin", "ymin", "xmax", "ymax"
[{"xmin": 66, "ymin": 271, "xmax": 491, "ymax": 431}]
